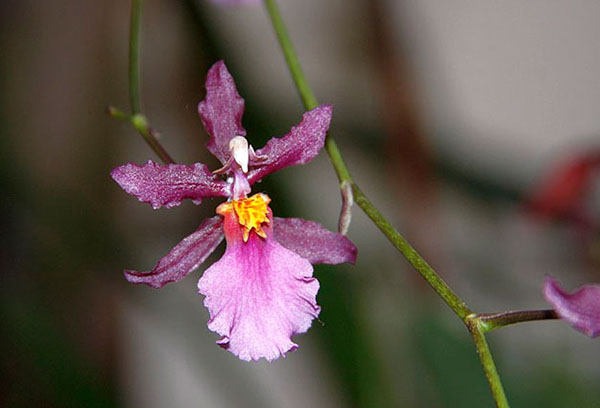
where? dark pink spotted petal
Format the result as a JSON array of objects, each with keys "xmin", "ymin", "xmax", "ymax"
[
  {"xmin": 125, "ymin": 216, "xmax": 224, "ymax": 289},
  {"xmin": 247, "ymin": 105, "xmax": 332, "ymax": 184},
  {"xmin": 544, "ymin": 276, "xmax": 600, "ymax": 337},
  {"xmin": 198, "ymin": 61, "xmax": 246, "ymax": 164},
  {"xmin": 111, "ymin": 161, "xmax": 230, "ymax": 210},
  {"xmin": 274, "ymin": 217, "xmax": 357, "ymax": 265}
]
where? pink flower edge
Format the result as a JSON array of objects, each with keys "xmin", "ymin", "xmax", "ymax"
[
  {"xmin": 543, "ymin": 276, "xmax": 600, "ymax": 337},
  {"xmin": 198, "ymin": 227, "xmax": 320, "ymax": 361}
]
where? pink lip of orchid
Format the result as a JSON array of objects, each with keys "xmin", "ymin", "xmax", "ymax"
[
  {"xmin": 111, "ymin": 61, "xmax": 357, "ymax": 361},
  {"xmin": 543, "ymin": 277, "xmax": 600, "ymax": 338}
]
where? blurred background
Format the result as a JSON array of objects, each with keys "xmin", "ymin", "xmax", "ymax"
[{"xmin": 2, "ymin": 0, "xmax": 600, "ymax": 406}]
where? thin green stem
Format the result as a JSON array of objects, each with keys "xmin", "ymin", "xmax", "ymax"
[
  {"xmin": 467, "ymin": 316, "xmax": 510, "ymax": 408},
  {"xmin": 129, "ymin": 0, "xmax": 142, "ymax": 114},
  {"xmin": 352, "ymin": 183, "xmax": 472, "ymax": 319},
  {"xmin": 108, "ymin": 106, "xmax": 174, "ymax": 164},
  {"xmin": 263, "ymin": 0, "xmax": 318, "ymax": 110},
  {"xmin": 479, "ymin": 309, "xmax": 558, "ymax": 332},
  {"xmin": 112, "ymin": 0, "xmax": 174, "ymax": 164},
  {"xmin": 263, "ymin": 0, "xmax": 509, "ymax": 406},
  {"xmin": 263, "ymin": 0, "xmax": 470, "ymax": 321}
]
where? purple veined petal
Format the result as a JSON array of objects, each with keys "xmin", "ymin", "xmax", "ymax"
[
  {"xmin": 198, "ymin": 225, "xmax": 320, "ymax": 362},
  {"xmin": 111, "ymin": 161, "xmax": 230, "ymax": 210},
  {"xmin": 198, "ymin": 61, "xmax": 246, "ymax": 164},
  {"xmin": 543, "ymin": 276, "xmax": 600, "ymax": 337},
  {"xmin": 125, "ymin": 216, "xmax": 224, "ymax": 289},
  {"xmin": 273, "ymin": 217, "xmax": 357, "ymax": 265},
  {"xmin": 247, "ymin": 105, "xmax": 333, "ymax": 184}
]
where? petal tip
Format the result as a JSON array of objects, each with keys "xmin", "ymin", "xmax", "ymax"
[
  {"xmin": 205, "ymin": 60, "xmax": 233, "ymax": 87},
  {"xmin": 123, "ymin": 269, "xmax": 164, "ymax": 289},
  {"xmin": 543, "ymin": 276, "xmax": 600, "ymax": 338}
]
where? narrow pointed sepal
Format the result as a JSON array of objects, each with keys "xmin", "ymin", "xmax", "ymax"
[
  {"xmin": 247, "ymin": 105, "xmax": 332, "ymax": 184},
  {"xmin": 198, "ymin": 61, "xmax": 247, "ymax": 164},
  {"xmin": 124, "ymin": 216, "xmax": 224, "ymax": 288},
  {"xmin": 111, "ymin": 161, "xmax": 230, "ymax": 209}
]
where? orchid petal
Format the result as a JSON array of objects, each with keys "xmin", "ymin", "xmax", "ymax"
[
  {"xmin": 247, "ymin": 105, "xmax": 332, "ymax": 184},
  {"xmin": 198, "ymin": 212, "xmax": 320, "ymax": 361},
  {"xmin": 198, "ymin": 61, "xmax": 246, "ymax": 164},
  {"xmin": 111, "ymin": 161, "xmax": 230, "ymax": 209},
  {"xmin": 274, "ymin": 217, "xmax": 357, "ymax": 265},
  {"xmin": 125, "ymin": 216, "xmax": 224, "ymax": 289},
  {"xmin": 543, "ymin": 276, "xmax": 600, "ymax": 337}
]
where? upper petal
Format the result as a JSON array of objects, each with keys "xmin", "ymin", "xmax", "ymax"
[
  {"xmin": 111, "ymin": 160, "xmax": 230, "ymax": 209},
  {"xmin": 198, "ymin": 61, "xmax": 246, "ymax": 164},
  {"xmin": 247, "ymin": 105, "xmax": 332, "ymax": 184},
  {"xmin": 274, "ymin": 217, "xmax": 357, "ymax": 265},
  {"xmin": 198, "ymin": 214, "xmax": 320, "ymax": 361},
  {"xmin": 125, "ymin": 216, "xmax": 224, "ymax": 288},
  {"xmin": 543, "ymin": 276, "xmax": 600, "ymax": 337}
]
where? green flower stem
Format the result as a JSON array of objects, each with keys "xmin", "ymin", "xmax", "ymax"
[
  {"xmin": 466, "ymin": 316, "xmax": 510, "ymax": 408},
  {"xmin": 478, "ymin": 309, "xmax": 558, "ymax": 332},
  {"xmin": 263, "ymin": 0, "xmax": 509, "ymax": 406},
  {"xmin": 352, "ymin": 183, "xmax": 472, "ymax": 319},
  {"xmin": 263, "ymin": 0, "xmax": 471, "ymax": 322},
  {"xmin": 264, "ymin": 0, "xmax": 471, "ymax": 320},
  {"xmin": 108, "ymin": 106, "xmax": 174, "ymax": 164},
  {"xmin": 263, "ymin": 0, "xmax": 318, "ymax": 111},
  {"xmin": 111, "ymin": 0, "xmax": 174, "ymax": 164}
]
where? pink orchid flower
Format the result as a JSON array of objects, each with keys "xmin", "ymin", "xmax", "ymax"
[
  {"xmin": 112, "ymin": 61, "xmax": 357, "ymax": 361},
  {"xmin": 543, "ymin": 277, "xmax": 600, "ymax": 338}
]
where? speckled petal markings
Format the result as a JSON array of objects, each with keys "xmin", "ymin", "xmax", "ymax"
[{"xmin": 111, "ymin": 161, "xmax": 229, "ymax": 209}]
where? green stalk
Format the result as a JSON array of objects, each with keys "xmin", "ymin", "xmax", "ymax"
[
  {"xmin": 119, "ymin": 0, "xmax": 174, "ymax": 164},
  {"xmin": 466, "ymin": 316, "xmax": 510, "ymax": 408},
  {"xmin": 263, "ymin": 0, "xmax": 471, "ymax": 323},
  {"xmin": 352, "ymin": 184, "xmax": 471, "ymax": 319},
  {"xmin": 263, "ymin": 0, "xmax": 318, "ymax": 110},
  {"xmin": 263, "ymin": 0, "xmax": 509, "ymax": 406}
]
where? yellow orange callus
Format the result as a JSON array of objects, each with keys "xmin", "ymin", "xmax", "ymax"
[{"xmin": 217, "ymin": 193, "xmax": 271, "ymax": 242}]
